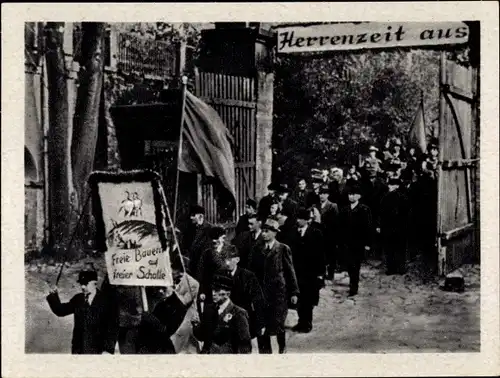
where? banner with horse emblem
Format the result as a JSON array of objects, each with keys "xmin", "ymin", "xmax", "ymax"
[{"xmin": 88, "ymin": 170, "xmax": 173, "ymax": 287}]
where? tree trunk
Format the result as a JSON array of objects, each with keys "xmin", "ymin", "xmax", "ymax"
[
  {"xmin": 71, "ymin": 22, "xmax": 106, "ymax": 210},
  {"xmin": 45, "ymin": 22, "xmax": 72, "ymax": 256}
]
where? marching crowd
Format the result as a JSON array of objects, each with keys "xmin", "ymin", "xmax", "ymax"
[{"xmin": 46, "ymin": 137, "xmax": 440, "ymax": 355}]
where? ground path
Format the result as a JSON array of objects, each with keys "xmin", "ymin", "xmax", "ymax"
[{"xmin": 25, "ymin": 258, "xmax": 480, "ymax": 353}]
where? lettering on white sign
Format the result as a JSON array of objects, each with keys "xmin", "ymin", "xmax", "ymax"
[{"xmin": 276, "ymin": 22, "xmax": 469, "ymax": 53}]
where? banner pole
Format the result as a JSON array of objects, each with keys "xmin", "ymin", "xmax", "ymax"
[
  {"xmin": 141, "ymin": 286, "xmax": 149, "ymax": 312},
  {"xmin": 174, "ymin": 75, "xmax": 189, "ymax": 225},
  {"xmin": 158, "ymin": 181, "xmax": 195, "ymax": 303},
  {"xmin": 55, "ymin": 192, "xmax": 92, "ymax": 286}
]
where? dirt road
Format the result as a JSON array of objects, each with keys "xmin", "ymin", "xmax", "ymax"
[{"xmin": 25, "ymin": 258, "xmax": 480, "ymax": 353}]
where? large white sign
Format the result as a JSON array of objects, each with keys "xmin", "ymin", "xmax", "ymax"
[
  {"xmin": 97, "ymin": 181, "xmax": 173, "ymax": 287},
  {"xmin": 276, "ymin": 22, "xmax": 469, "ymax": 54}
]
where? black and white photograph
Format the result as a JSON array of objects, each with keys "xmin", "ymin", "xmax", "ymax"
[{"xmin": 2, "ymin": 2, "xmax": 499, "ymax": 377}]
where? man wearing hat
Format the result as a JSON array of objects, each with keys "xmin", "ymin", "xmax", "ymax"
[
  {"xmin": 288, "ymin": 208, "xmax": 325, "ymax": 333},
  {"xmin": 277, "ymin": 183, "xmax": 299, "ymax": 221},
  {"xmin": 46, "ymin": 268, "xmax": 116, "ymax": 354},
  {"xmin": 318, "ymin": 185, "xmax": 340, "ymax": 280},
  {"xmin": 306, "ymin": 176, "xmax": 322, "ymax": 208},
  {"xmin": 363, "ymin": 146, "xmax": 383, "ymax": 175},
  {"xmin": 248, "ymin": 218, "xmax": 300, "ymax": 354},
  {"xmin": 183, "ymin": 205, "xmax": 213, "ymax": 275},
  {"xmin": 258, "ymin": 182, "xmax": 279, "ymax": 219},
  {"xmin": 196, "ymin": 226, "xmax": 230, "ymax": 304},
  {"xmin": 235, "ymin": 198, "xmax": 258, "ymax": 236},
  {"xmin": 220, "ymin": 244, "xmax": 267, "ymax": 345},
  {"xmin": 339, "ymin": 181, "xmax": 373, "ymax": 297},
  {"xmin": 192, "ymin": 273, "xmax": 252, "ymax": 354},
  {"xmin": 378, "ymin": 177, "xmax": 410, "ymax": 275}
]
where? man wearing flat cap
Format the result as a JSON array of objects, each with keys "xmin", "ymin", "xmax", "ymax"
[
  {"xmin": 339, "ymin": 181, "xmax": 373, "ymax": 297},
  {"xmin": 183, "ymin": 205, "xmax": 213, "ymax": 275},
  {"xmin": 288, "ymin": 208, "xmax": 325, "ymax": 333},
  {"xmin": 378, "ymin": 178, "xmax": 410, "ymax": 275},
  {"xmin": 220, "ymin": 245, "xmax": 267, "ymax": 345},
  {"xmin": 248, "ymin": 218, "xmax": 300, "ymax": 354},
  {"xmin": 193, "ymin": 273, "xmax": 252, "ymax": 354},
  {"xmin": 46, "ymin": 268, "xmax": 116, "ymax": 354}
]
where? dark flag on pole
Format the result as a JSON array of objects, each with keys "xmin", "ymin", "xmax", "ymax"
[
  {"xmin": 408, "ymin": 93, "xmax": 427, "ymax": 154},
  {"xmin": 178, "ymin": 90, "xmax": 237, "ymax": 212}
]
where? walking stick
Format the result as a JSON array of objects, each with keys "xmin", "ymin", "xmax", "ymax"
[{"xmin": 55, "ymin": 192, "xmax": 92, "ymax": 286}]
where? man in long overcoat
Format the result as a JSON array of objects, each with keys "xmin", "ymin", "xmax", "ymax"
[
  {"xmin": 339, "ymin": 181, "xmax": 373, "ymax": 297},
  {"xmin": 46, "ymin": 269, "xmax": 117, "ymax": 354},
  {"xmin": 378, "ymin": 178, "xmax": 410, "ymax": 275},
  {"xmin": 288, "ymin": 208, "xmax": 325, "ymax": 333},
  {"xmin": 248, "ymin": 219, "xmax": 300, "ymax": 354},
  {"xmin": 220, "ymin": 246, "xmax": 267, "ymax": 342},
  {"xmin": 318, "ymin": 185, "xmax": 340, "ymax": 278}
]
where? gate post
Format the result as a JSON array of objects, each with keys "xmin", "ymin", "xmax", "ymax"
[{"xmin": 197, "ymin": 24, "xmax": 276, "ymax": 202}]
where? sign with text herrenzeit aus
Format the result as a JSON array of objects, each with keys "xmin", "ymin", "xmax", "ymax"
[{"xmin": 276, "ymin": 22, "xmax": 469, "ymax": 54}]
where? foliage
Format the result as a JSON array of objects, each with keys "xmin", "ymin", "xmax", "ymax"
[
  {"xmin": 104, "ymin": 22, "xmax": 202, "ymax": 106},
  {"xmin": 273, "ymin": 48, "xmax": 441, "ymax": 182}
]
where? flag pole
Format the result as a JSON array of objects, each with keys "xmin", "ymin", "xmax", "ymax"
[{"xmin": 174, "ymin": 75, "xmax": 188, "ymax": 225}]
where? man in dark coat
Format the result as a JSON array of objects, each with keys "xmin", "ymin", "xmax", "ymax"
[
  {"xmin": 328, "ymin": 168, "xmax": 349, "ymax": 208},
  {"xmin": 183, "ymin": 205, "xmax": 213, "ymax": 275},
  {"xmin": 220, "ymin": 245, "xmax": 267, "ymax": 341},
  {"xmin": 196, "ymin": 226, "xmax": 229, "ymax": 303},
  {"xmin": 248, "ymin": 219, "xmax": 300, "ymax": 354},
  {"xmin": 46, "ymin": 269, "xmax": 116, "ymax": 354},
  {"xmin": 136, "ymin": 286, "xmax": 187, "ymax": 354},
  {"xmin": 277, "ymin": 184, "xmax": 299, "ymax": 221},
  {"xmin": 377, "ymin": 178, "xmax": 410, "ymax": 275},
  {"xmin": 339, "ymin": 181, "xmax": 373, "ymax": 297},
  {"xmin": 235, "ymin": 199, "xmax": 257, "ymax": 236},
  {"xmin": 288, "ymin": 208, "xmax": 325, "ymax": 333},
  {"xmin": 360, "ymin": 171, "xmax": 387, "ymax": 259},
  {"xmin": 193, "ymin": 273, "xmax": 252, "ymax": 354},
  {"xmin": 232, "ymin": 213, "xmax": 264, "ymax": 269},
  {"xmin": 258, "ymin": 183, "xmax": 279, "ymax": 219},
  {"xmin": 318, "ymin": 185, "xmax": 340, "ymax": 279},
  {"xmin": 306, "ymin": 177, "xmax": 322, "ymax": 209},
  {"xmin": 291, "ymin": 177, "xmax": 311, "ymax": 208}
]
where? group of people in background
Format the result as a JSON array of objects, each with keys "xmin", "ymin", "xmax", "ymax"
[{"xmin": 46, "ymin": 137, "xmax": 440, "ymax": 356}]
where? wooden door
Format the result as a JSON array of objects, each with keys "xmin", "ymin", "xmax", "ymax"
[
  {"xmin": 194, "ymin": 71, "xmax": 257, "ymax": 225},
  {"xmin": 437, "ymin": 53, "xmax": 479, "ymax": 275}
]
